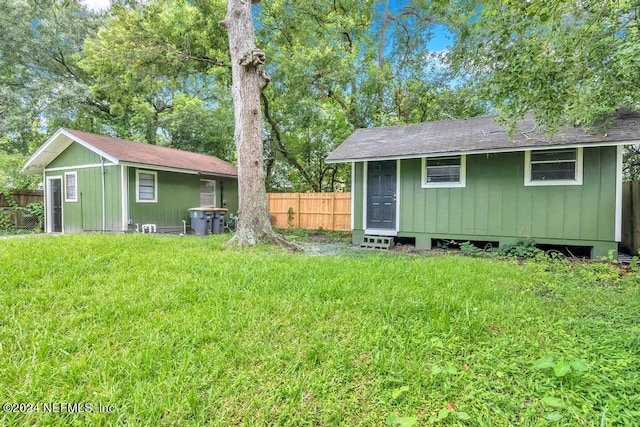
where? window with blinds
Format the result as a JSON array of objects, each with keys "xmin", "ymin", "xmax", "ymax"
[
  {"xmin": 200, "ymin": 179, "xmax": 216, "ymax": 207},
  {"xmin": 136, "ymin": 170, "xmax": 157, "ymax": 202}
]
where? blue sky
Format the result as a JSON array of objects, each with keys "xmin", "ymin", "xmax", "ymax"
[
  {"xmin": 387, "ymin": 0, "xmax": 453, "ymax": 52},
  {"xmin": 80, "ymin": 0, "xmax": 453, "ymax": 52}
]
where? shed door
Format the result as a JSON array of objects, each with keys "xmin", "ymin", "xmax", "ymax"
[
  {"xmin": 48, "ymin": 177, "xmax": 63, "ymax": 233},
  {"xmin": 367, "ymin": 161, "xmax": 396, "ymax": 230}
]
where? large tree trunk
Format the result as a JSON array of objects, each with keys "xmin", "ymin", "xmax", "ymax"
[{"xmin": 220, "ymin": 0, "xmax": 296, "ymax": 248}]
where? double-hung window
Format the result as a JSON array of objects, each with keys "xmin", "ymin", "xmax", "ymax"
[
  {"xmin": 422, "ymin": 155, "xmax": 466, "ymax": 188},
  {"xmin": 136, "ymin": 170, "xmax": 157, "ymax": 202},
  {"xmin": 525, "ymin": 148, "xmax": 583, "ymax": 186},
  {"xmin": 64, "ymin": 172, "xmax": 77, "ymax": 202},
  {"xmin": 200, "ymin": 179, "xmax": 216, "ymax": 207}
]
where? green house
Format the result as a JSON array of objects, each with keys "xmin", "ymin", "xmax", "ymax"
[
  {"xmin": 23, "ymin": 128, "xmax": 238, "ymax": 234},
  {"xmin": 327, "ymin": 109, "xmax": 640, "ymax": 258}
]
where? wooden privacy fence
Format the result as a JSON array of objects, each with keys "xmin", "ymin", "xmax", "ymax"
[
  {"xmin": 268, "ymin": 192, "xmax": 351, "ymax": 231},
  {"xmin": 0, "ymin": 189, "xmax": 44, "ymax": 230},
  {"xmin": 0, "ymin": 189, "xmax": 43, "ymax": 208}
]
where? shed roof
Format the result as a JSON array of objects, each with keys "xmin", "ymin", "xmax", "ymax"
[
  {"xmin": 326, "ymin": 109, "xmax": 640, "ymax": 163},
  {"xmin": 23, "ymin": 128, "xmax": 238, "ymax": 177}
]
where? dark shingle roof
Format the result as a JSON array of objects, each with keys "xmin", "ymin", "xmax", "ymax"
[{"xmin": 327, "ymin": 109, "xmax": 640, "ymax": 162}]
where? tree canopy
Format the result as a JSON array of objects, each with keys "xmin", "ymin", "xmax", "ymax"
[
  {"xmin": 2, "ymin": 0, "xmax": 638, "ymax": 190},
  {"xmin": 448, "ymin": 0, "xmax": 640, "ymax": 132}
]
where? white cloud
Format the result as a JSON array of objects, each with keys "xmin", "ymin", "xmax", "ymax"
[{"xmin": 81, "ymin": 0, "xmax": 111, "ymax": 12}]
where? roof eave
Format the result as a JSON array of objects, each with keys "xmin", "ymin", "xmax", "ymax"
[
  {"xmin": 22, "ymin": 128, "xmax": 120, "ymax": 174},
  {"xmin": 120, "ymin": 161, "xmax": 237, "ymax": 178},
  {"xmin": 198, "ymin": 171, "xmax": 238, "ymax": 179},
  {"xmin": 326, "ymin": 139, "xmax": 638, "ymax": 163}
]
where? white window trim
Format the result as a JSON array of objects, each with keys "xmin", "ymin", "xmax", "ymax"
[
  {"xmin": 421, "ymin": 155, "xmax": 466, "ymax": 188},
  {"xmin": 524, "ymin": 147, "xmax": 583, "ymax": 186},
  {"xmin": 362, "ymin": 160, "xmax": 400, "ymax": 235},
  {"xmin": 136, "ymin": 170, "xmax": 158, "ymax": 203},
  {"xmin": 46, "ymin": 176, "xmax": 64, "ymax": 233},
  {"xmin": 64, "ymin": 171, "xmax": 78, "ymax": 202},
  {"xmin": 200, "ymin": 179, "xmax": 217, "ymax": 207}
]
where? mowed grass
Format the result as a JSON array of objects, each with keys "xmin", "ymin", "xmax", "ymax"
[{"xmin": 0, "ymin": 235, "xmax": 639, "ymax": 426}]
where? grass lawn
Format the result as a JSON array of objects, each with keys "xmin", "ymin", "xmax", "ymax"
[{"xmin": 1, "ymin": 234, "xmax": 639, "ymax": 426}]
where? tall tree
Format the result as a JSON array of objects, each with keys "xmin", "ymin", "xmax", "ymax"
[
  {"xmin": 256, "ymin": 0, "xmax": 485, "ymax": 192},
  {"xmin": 0, "ymin": 0, "xmax": 104, "ymax": 154},
  {"xmin": 79, "ymin": 0, "xmax": 236, "ymax": 160},
  {"xmin": 447, "ymin": 0, "xmax": 640, "ymax": 131},
  {"xmin": 220, "ymin": 0, "xmax": 292, "ymax": 246}
]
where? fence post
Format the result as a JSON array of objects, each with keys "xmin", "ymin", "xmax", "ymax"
[
  {"xmin": 296, "ymin": 193, "xmax": 301, "ymax": 229},
  {"xmin": 330, "ymin": 193, "xmax": 336, "ymax": 231}
]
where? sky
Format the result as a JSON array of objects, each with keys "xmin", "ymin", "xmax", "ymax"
[
  {"xmin": 81, "ymin": 0, "xmax": 111, "ymax": 12},
  {"xmin": 387, "ymin": 0, "xmax": 452, "ymax": 52},
  {"xmin": 78, "ymin": 0, "xmax": 451, "ymax": 51}
]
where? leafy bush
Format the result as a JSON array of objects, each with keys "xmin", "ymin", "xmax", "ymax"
[
  {"xmin": 22, "ymin": 202, "xmax": 44, "ymax": 232},
  {"xmin": 0, "ymin": 208, "xmax": 15, "ymax": 231},
  {"xmin": 493, "ymin": 239, "xmax": 544, "ymax": 258},
  {"xmin": 460, "ymin": 239, "xmax": 547, "ymax": 260},
  {"xmin": 459, "ymin": 241, "xmax": 487, "ymax": 257}
]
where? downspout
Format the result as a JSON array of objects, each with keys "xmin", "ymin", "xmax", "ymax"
[
  {"xmin": 80, "ymin": 192, "xmax": 84, "ymax": 231},
  {"xmin": 101, "ymin": 157, "xmax": 106, "ymax": 232},
  {"xmin": 220, "ymin": 180, "xmax": 224, "ymax": 208},
  {"xmin": 43, "ymin": 170, "xmax": 47, "ymax": 233}
]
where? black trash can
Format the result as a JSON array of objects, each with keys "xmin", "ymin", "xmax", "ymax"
[
  {"xmin": 189, "ymin": 208, "xmax": 215, "ymax": 236},
  {"xmin": 211, "ymin": 208, "xmax": 228, "ymax": 234}
]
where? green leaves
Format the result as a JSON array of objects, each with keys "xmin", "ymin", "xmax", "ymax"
[
  {"xmin": 553, "ymin": 360, "xmax": 572, "ymax": 377},
  {"xmin": 542, "ymin": 396, "xmax": 564, "ymax": 407},
  {"xmin": 533, "ymin": 356, "xmax": 589, "ymax": 377},
  {"xmin": 448, "ymin": 0, "xmax": 640, "ymax": 131},
  {"xmin": 386, "ymin": 415, "xmax": 417, "ymax": 427},
  {"xmin": 256, "ymin": 0, "xmax": 485, "ymax": 191},
  {"xmin": 390, "ymin": 385, "xmax": 410, "ymax": 401},
  {"xmin": 79, "ymin": 0, "xmax": 233, "ymax": 154}
]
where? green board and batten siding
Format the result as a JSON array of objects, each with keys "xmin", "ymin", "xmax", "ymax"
[
  {"xmin": 128, "ymin": 169, "xmax": 199, "ymax": 230},
  {"xmin": 126, "ymin": 169, "xmax": 238, "ymax": 231},
  {"xmin": 352, "ymin": 147, "xmax": 618, "ymax": 256},
  {"xmin": 45, "ymin": 142, "xmax": 122, "ymax": 233},
  {"xmin": 45, "ymin": 141, "xmax": 239, "ymax": 233}
]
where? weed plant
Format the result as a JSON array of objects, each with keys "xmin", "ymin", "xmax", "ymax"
[{"xmin": 0, "ymin": 235, "xmax": 638, "ymax": 425}]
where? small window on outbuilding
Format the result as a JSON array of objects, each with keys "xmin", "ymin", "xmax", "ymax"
[
  {"xmin": 200, "ymin": 179, "xmax": 216, "ymax": 207},
  {"xmin": 421, "ymin": 155, "xmax": 466, "ymax": 188},
  {"xmin": 136, "ymin": 170, "xmax": 157, "ymax": 203},
  {"xmin": 525, "ymin": 148, "xmax": 583, "ymax": 186},
  {"xmin": 65, "ymin": 172, "xmax": 77, "ymax": 202}
]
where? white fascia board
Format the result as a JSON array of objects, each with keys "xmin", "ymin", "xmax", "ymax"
[
  {"xmin": 121, "ymin": 162, "xmax": 238, "ymax": 178},
  {"xmin": 59, "ymin": 129, "xmax": 119, "ymax": 164},
  {"xmin": 325, "ymin": 140, "xmax": 639, "ymax": 164},
  {"xmin": 45, "ymin": 163, "xmax": 117, "ymax": 172},
  {"xmin": 22, "ymin": 128, "xmax": 120, "ymax": 174},
  {"xmin": 22, "ymin": 128, "xmax": 69, "ymax": 173}
]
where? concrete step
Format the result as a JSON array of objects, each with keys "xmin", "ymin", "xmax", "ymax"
[{"xmin": 361, "ymin": 235, "xmax": 394, "ymax": 250}]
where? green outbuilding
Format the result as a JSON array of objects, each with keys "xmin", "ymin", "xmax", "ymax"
[
  {"xmin": 327, "ymin": 109, "xmax": 640, "ymax": 258},
  {"xmin": 23, "ymin": 128, "xmax": 238, "ymax": 234}
]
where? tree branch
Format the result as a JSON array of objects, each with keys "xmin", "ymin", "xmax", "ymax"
[{"xmin": 261, "ymin": 92, "xmax": 319, "ymax": 191}]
